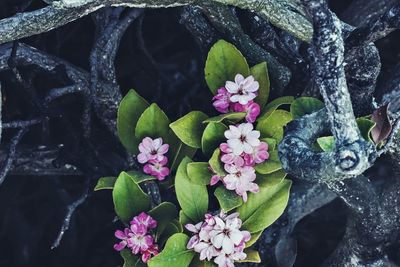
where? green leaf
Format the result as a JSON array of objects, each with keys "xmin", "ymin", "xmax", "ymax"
[
  {"xmin": 262, "ymin": 96, "xmax": 295, "ymax": 114},
  {"xmin": 148, "ymin": 233, "xmax": 195, "ymax": 267},
  {"xmin": 245, "ymin": 230, "xmax": 263, "ymax": 248},
  {"xmin": 112, "ymin": 172, "xmax": 151, "ymax": 223},
  {"xmin": 257, "ymin": 169, "xmax": 287, "ymax": 188},
  {"xmin": 179, "ymin": 210, "xmax": 192, "ymax": 226},
  {"xmin": 317, "ymin": 136, "xmax": 335, "ymax": 152},
  {"xmin": 187, "ymin": 162, "xmax": 212, "ymax": 185},
  {"xmin": 189, "ymin": 257, "xmax": 217, "ymax": 267},
  {"xmin": 149, "ymin": 202, "xmax": 178, "ymax": 238},
  {"xmin": 209, "ymin": 149, "xmax": 226, "ymax": 177},
  {"xmin": 254, "ymin": 150, "xmax": 282, "ymax": 174},
  {"xmin": 290, "ymin": 97, "xmax": 324, "ymax": 119},
  {"xmin": 251, "ymin": 62, "xmax": 270, "ymax": 108},
  {"xmin": 214, "ymin": 186, "xmax": 243, "ymax": 212},
  {"xmin": 237, "ymin": 250, "xmax": 261, "ymax": 263},
  {"xmin": 94, "ymin": 176, "xmax": 116, "ymax": 191},
  {"xmin": 117, "ymin": 90, "xmax": 149, "ymax": 153},
  {"xmin": 170, "ymin": 141, "xmax": 197, "ymax": 171},
  {"xmin": 126, "ymin": 170, "xmax": 156, "ymax": 183},
  {"xmin": 256, "ymin": 109, "xmax": 292, "ymax": 142},
  {"xmin": 357, "ymin": 118, "xmax": 376, "ymax": 142},
  {"xmin": 203, "ymin": 112, "xmax": 246, "ymax": 124},
  {"xmin": 262, "ymin": 137, "xmax": 277, "ymax": 151},
  {"xmin": 135, "ymin": 103, "xmax": 171, "ymax": 143},
  {"xmin": 175, "ymin": 157, "xmax": 208, "ymax": 222},
  {"xmin": 205, "ymin": 40, "xmax": 250, "ymax": 94},
  {"xmin": 170, "ymin": 111, "xmax": 209, "ymax": 148},
  {"xmin": 159, "ymin": 222, "xmax": 181, "ymax": 247},
  {"xmin": 238, "ymin": 179, "xmax": 292, "ymax": 233},
  {"xmin": 120, "ymin": 249, "xmax": 146, "ymax": 267},
  {"xmin": 201, "ymin": 122, "xmax": 227, "ymax": 156}
]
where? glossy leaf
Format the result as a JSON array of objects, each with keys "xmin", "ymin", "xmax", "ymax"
[
  {"xmin": 170, "ymin": 141, "xmax": 197, "ymax": 171},
  {"xmin": 205, "ymin": 40, "xmax": 250, "ymax": 94},
  {"xmin": 179, "ymin": 210, "xmax": 192, "ymax": 226},
  {"xmin": 113, "ymin": 172, "xmax": 151, "ymax": 223},
  {"xmin": 120, "ymin": 249, "xmax": 146, "ymax": 267},
  {"xmin": 251, "ymin": 62, "xmax": 270, "ymax": 108},
  {"xmin": 238, "ymin": 179, "xmax": 292, "ymax": 233},
  {"xmin": 159, "ymin": 222, "xmax": 181, "ymax": 247},
  {"xmin": 214, "ymin": 186, "xmax": 243, "ymax": 212},
  {"xmin": 94, "ymin": 176, "xmax": 116, "ymax": 191},
  {"xmin": 237, "ymin": 250, "xmax": 261, "ymax": 263},
  {"xmin": 126, "ymin": 170, "xmax": 156, "ymax": 183},
  {"xmin": 135, "ymin": 103, "xmax": 171, "ymax": 143},
  {"xmin": 257, "ymin": 169, "xmax": 287, "ymax": 188},
  {"xmin": 117, "ymin": 89, "xmax": 149, "ymax": 153},
  {"xmin": 201, "ymin": 122, "xmax": 227, "ymax": 156},
  {"xmin": 148, "ymin": 233, "xmax": 195, "ymax": 267},
  {"xmin": 317, "ymin": 136, "xmax": 335, "ymax": 152},
  {"xmin": 254, "ymin": 150, "xmax": 282, "ymax": 174},
  {"xmin": 245, "ymin": 230, "xmax": 263, "ymax": 248},
  {"xmin": 290, "ymin": 97, "xmax": 324, "ymax": 119},
  {"xmin": 189, "ymin": 257, "xmax": 217, "ymax": 267},
  {"xmin": 209, "ymin": 149, "xmax": 226, "ymax": 177},
  {"xmin": 175, "ymin": 157, "xmax": 208, "ymax": 222},
  {"xmin": 262, "ymin": 96, "xmax": 295, "ymax": 115},
  {"xmin": 203, "ymin": 112, "xmax": 246, "ymax": 124},
  {"xmin": 257, "ymin": 109, "xmax": 292, "ymax": 142},
  {"xmin": 149, "ymin": 202, "xmax": 178, "ymax": 238},
  {"xmin": 356, "ymin": 118, "xmax": 376, "ymax": 142},
  {"xmin": 170, "ymin": 111, "xmax": 208, "ymax": 148},
  {"xmin": 187, "ymin": 162, "xmax": 212, "ymax": 185}
]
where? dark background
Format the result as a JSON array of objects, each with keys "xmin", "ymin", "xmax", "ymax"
[{"xmin": 0, "ymin": 0, "xmax": 399, "ymax": 266}]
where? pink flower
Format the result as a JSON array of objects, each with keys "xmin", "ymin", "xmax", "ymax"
[
  {"xmin": 143, "ymin": 157, "xmax": 170, "ymax": 181},
  {"xmin": 210, "ymin": 174, "xmax": 221, "ymax": 186},
  {"xmin": 223, "ymin": 164, "xmax": 259, "ymax": 202},
  {"xmin": 209, "ymin": 213, "xmax": 248, "ymax": 254},
  {"xmin": 127, "ymin": 232, "xmax": 154, "ymax": 254},
  {"xmin": 186, "ymin": 212, "xmax": 251, "ymax": 267},
  {"xmin": 194, "ymin": 242, "xmax": 218, "ymax": 261},
  {"xmin": 243, "ymin": 141, "xmax": 269, "ymax": 166},
  {"xmin": 137, "ymin": 137, "xmax": 169, "ymax": 164},
  {"xmin": 213, "ymin": 87, "xmax": 231, "ymax": 113},
  {"xmin": 214, "ymin": 253, "xmax": 235, "ymax": 267},
  {"xmin": 225, "ymin": 74, "xmax": 259, "ymax": 105},
  {"xmin": 219, "ymin": 143, "xmax": 245, "ymax": 167},
  {"xmin": 114, "ymin": 212, "xmax": 159, "ymax": 263},
  {"xmin": 185, "ymin": 222, "xmax": 203, "ymax": 249},
  {"xmin": 114, "ymin": 228, "xmax": 133, "ymax": 251},
  {"xmin": 130, "ymin": 212, "xmax": 157, "ymax": 231},
  {"xmin": 231, "ymin": 100, "xmax": 261, "ymax": 123},
  {"xmin": 141, "ymin": 244, "xmax": 158, "ymax": 263},
  {"xmin": 224, "ymin": 123, "xmax": 260, "ymax": 155}
]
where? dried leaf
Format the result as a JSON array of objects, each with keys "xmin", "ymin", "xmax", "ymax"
[{"xmin": 371, "ymin": 104, "xmax": 392, "ymax": 144}]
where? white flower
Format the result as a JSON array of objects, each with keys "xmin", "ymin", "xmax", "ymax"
[
  {"xmin": 209, "ymin": 214, "xmax": 246, "ymax": 254},
  {"xmin": 223, "ymin": 164, "xmax": 259, "ymax": 202},
  {"xmin": 224, "ymin": 123, "xmax": 260, "ymax": 155},
  {"xmin": 225, "ymin": 74, "xmax": 259, "ymax": 105}
]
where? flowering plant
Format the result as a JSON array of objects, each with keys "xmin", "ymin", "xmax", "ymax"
[{"xmin": 95, "ymin": 40, "xmax": 304, "ymax": 266}]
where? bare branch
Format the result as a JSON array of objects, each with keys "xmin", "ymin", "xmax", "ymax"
[{"xmin": 0, "ymin": 128, "xmax": 28, "ymax": 186}]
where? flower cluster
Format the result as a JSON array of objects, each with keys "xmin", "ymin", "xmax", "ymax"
[
  {"xmin": 114, "ymin": 212, "xmax": 159, "ymax": 263},
  {"xmin": 211, "ymin": 123, "xmax": 269, "ymax": 202},
  {"xmin": 137, "ymin": 137, "xmax": 170, "ymax": 180},
  {"xmin": 212, "ymin": 74, "xmax": 260, "ymax": 123},
  {"xmin": 186, "ymin": 212, "xmax": 250, "ymax": 267}
]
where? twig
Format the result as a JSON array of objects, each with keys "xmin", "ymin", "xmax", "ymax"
[
  {"xmin": 0, "ymin": 128, "xmax": 28, "ymax": 186},
  {"xmin": 51, "ymin": 179, "xmax": 90, "ymax": 249}
]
